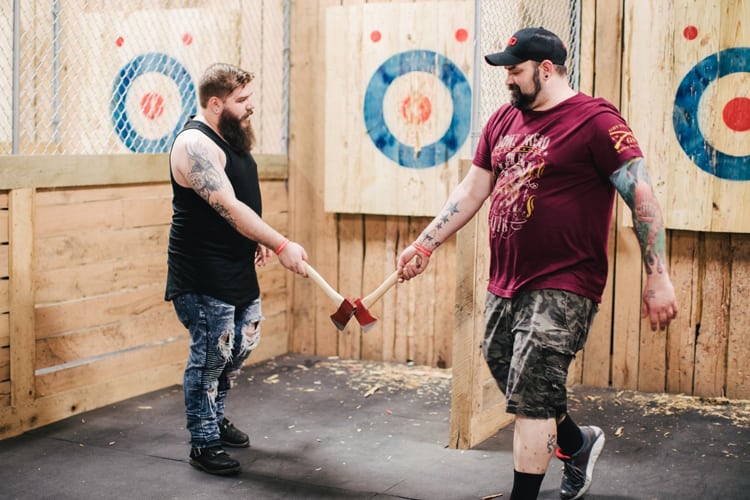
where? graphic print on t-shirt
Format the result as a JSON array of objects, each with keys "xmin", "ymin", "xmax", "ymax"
[{"xmin": 488, "ymin": 133, "xmax": 550, "ymax": 238}]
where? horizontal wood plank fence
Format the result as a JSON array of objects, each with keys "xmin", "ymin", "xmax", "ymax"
[{"xmin": 0, "ymin": 154, "xmax": 290, "ymax": 439}]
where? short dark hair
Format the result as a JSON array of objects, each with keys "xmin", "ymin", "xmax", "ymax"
[{"xmin": 198, "ymin": 63, "xmax": 254, "ymax": 108}]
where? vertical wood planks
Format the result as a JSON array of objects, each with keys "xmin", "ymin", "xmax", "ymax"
[{"xmin": 728, "ymin": 234, "xmax": 750, "ymax": 398}]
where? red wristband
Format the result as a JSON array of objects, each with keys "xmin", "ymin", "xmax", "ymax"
[
  {"xmin": 274, "ymin": 238, "xmax": 290, "ymax": 255},
  {"xmin": 412, "ymin": 242, "xmax": 432, "ymax": 257}
]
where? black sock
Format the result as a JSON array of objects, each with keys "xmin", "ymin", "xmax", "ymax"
[
  {"xmin": 556, "ymin": 413, "xmax": 583, "ymax": 456},
  {"xmin": 510, "ymin": 470, "xmax": 545, "ymax": 500}
]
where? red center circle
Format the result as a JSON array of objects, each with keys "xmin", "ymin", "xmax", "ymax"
[
  {"xmin": 401, "ymin": 94, "xmax": 432, "ymax": 125},
  {"xmin": 723, "ymin": 96, "xmax": 750, "ymax": 132},
  {"xmin": 140, "ymin": 92, "xmax": 165, "ymax": 120}
]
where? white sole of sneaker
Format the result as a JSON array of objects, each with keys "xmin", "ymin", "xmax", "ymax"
[{"xmin": 573, "ymin": 429, "xmax": 605, "ymax": 500}]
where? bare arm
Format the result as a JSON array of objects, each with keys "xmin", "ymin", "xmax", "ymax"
[
  {"xmin": 171, "ymin": 131, "xmax": 308, "ymax": 274},
  {"xmin": 398, "ymin": 165, "xmax": 494, "ymax": 280},
  {"xmin": 609, "ymin": 157, "xmax": 677, "ymax": 330}
]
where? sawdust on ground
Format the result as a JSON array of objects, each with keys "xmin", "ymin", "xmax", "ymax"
[{"xmin": 570, "ymin": 389, "xmax": 750, "ymax": 428}]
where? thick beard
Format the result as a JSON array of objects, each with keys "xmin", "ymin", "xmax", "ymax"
[
  {"xmin": 509, "ymin": 67, "xmax": 542, "ymax": 110},
  {"xmin": 218, "ymin": 109, "xmax": 256, "ymax": 153}
]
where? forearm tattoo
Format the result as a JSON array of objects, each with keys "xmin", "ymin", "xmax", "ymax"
[
  {"xmin": 185, "ymin": 143, "xmax": 238, "ymax": 229},
  {"xmin": 418, "ymin": 202, "xmax": 460, "ymax": 248},
  {"xmin": 610, "ymin": 158, "xmax": 667, "ymax": 275}
]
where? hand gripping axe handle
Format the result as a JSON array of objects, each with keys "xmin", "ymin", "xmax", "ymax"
[{"xmin": 303, "ymin": 262, "xmax": 356, "ymax": 330}]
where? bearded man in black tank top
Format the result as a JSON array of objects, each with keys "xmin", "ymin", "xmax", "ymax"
[{"xmin": 166, "ymin": 63, "xmax": 309, "ymax": 475}]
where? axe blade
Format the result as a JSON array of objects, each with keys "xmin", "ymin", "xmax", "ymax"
[
  {"xmin": 353, "ymin": 297, "xmax": 378, "ymax": 331},
  {"xmin": 330, "ymin": 298, "xmax": 357, "ymax": 330}
]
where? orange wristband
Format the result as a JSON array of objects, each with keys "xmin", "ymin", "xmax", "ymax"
[
  {"xmin": 412, "ymin": 242, "xmax": 432, "ymax": 257},
  {"xmin": 274, "ymin": 238, "xmax": 290, "ymax": 255}
]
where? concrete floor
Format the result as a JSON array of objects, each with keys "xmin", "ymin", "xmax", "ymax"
[{"xmin": 1, "ymin": 354, "xmax": 748, "ymax": 500}]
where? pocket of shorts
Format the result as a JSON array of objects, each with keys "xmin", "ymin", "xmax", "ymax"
[{"xmin": 569, "ymin": 299, "xmax": 598, "ymax": 353}]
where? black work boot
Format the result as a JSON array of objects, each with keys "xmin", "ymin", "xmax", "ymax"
[
  {"xmin": 189, "ymin": 446, "xmax": 241, "ymax": 475},
  {"xmin": 219, "ymin": 417, "xmax": 250, "ymax": 448}
]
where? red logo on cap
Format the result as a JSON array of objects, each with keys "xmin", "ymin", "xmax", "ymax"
[{"xmin": 507, "ymin": 36, "xmax": 518, "ymax": 46}]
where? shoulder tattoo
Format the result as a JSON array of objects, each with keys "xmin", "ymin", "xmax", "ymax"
[{"xmin": 184, "ymin": 142, "xmax": 225, "ymax": 202}]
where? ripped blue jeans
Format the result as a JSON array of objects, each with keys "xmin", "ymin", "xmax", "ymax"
[{"xmin": 172, "ymin": 294, "xmax": 263, "ymax": 448}]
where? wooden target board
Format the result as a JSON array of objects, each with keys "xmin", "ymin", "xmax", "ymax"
[
  {"xmin": 62, "ymin": 6, "xmax": 239, "ymax": 154},
  {"xmin": 324, "ymin": 1, "xmax": 474, "ymax": 216},
  {"xmin": 623, "ymin": 0, "xmax": 750, "ymax": 232}
]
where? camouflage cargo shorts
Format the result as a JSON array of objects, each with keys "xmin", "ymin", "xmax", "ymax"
[{"xmin": 482, "ymin": 289, "xmax": 598, "ymax": 419}]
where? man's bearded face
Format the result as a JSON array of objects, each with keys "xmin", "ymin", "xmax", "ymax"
[
  {"xmin": 508, "ymin": 64, "xmax": 542, "ymax": 110},
  {"xmin": 218, "ymin": 107, "xmax": 256, "ymax": 153}
]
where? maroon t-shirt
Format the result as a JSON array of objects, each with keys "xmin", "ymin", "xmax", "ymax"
[{"xmin": 473, "ymin": 93, "xmax": 643, "ymax": 302}]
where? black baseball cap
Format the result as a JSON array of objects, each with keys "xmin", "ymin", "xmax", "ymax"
[{"xmin": 485, "ymin": 27, "xmax": 567, "ymax": 66}]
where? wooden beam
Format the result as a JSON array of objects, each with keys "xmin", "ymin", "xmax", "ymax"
[
  {"xmin": 0, "ymin": 153, "xmax": 288, "ymax": 189},
  {"xmin": 9, "ymin": 188, "xmax": 36, "ymax": 407}
]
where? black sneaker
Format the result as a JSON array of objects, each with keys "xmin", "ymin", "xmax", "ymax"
[
  {"xmin": 219, "ymin": 417, "xmax": 250, "ymax": 448},
  {"xmin": 556, "ymin": 425, "xmax": 605, "ymax": 499},
  {"xmin": 189, "ymin": 446, "xmax": 241, "ymax": 475}
]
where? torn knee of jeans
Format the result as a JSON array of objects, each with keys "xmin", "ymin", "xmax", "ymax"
[
  {"xmin": 239, "ymin": 322, "xmax": 260, "ymax": 356},
  {"xmin": 207, "ymin": 383, "xmax": 218, "ymax": 406},
  {"xmin": 218, "ymin": 329, "xmax": 234, "ymax": 361},
  {"xmin": 226, "ymin": 368, "xmax": 241, "ymax": 389}
]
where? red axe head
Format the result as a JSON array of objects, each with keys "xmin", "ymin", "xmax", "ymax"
[
  {"xmin": 353, "ymin": 297, "xmax": 378, "ymax": 331},
  {"xmin": 330, "ymin": 298, "xmax": 357, "ymax": 330}
]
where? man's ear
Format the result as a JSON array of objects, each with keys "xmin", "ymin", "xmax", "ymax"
[{"xmin": 208, "ymin": 96, "xmax": 222, "ymax": 114}]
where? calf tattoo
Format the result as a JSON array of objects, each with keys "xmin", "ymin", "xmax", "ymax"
[{"xmin": 547, "ymin": 433, "xmax": 556, "ymax": 454}]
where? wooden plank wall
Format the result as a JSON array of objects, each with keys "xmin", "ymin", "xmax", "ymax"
[
  {"xmin": 0, "ymin": 154, "xmax": 289, "ymax": 439},
  {"xmin": 2, "ymin": 0, "xmax": 749, "ymax": 445},
  {"xmin": 287, "ymin": 0, "xmax": 750, "ymax": 406},
  {"xmin": 289, "ymin": 0, "xmax": 458, "ymax": 369}
]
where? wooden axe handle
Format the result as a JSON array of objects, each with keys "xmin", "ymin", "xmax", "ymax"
[
  {"xmin": 362, "ymin": 271, "xmax": 399, "ymax": 308},
  {"xmin": 304, "ymin": 262, "xmax": 344, "ymax": 305}
]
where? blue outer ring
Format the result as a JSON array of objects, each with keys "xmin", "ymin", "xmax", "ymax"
[
  {"xmin": 672, "ymin": 47, "xmax": 750, "ymax": 181},
  {"xmin": 363, "ymin": 50, "xmax": 472, "ymax": 169},
  {"xmin": 111, "ymin": 53, "xmax": 197, "ymax": 153}
]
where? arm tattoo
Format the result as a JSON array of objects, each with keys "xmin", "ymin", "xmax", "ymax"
[
  {"xmin": 184, "ymin": 143, "xmax": 238, "ymax": 229},
  {"xmin": 419, "ymin": 202, "xmax": 460, "ymax": 247},
  {"xmin": 610, "ymin": 158, "xmax": 667, "ymax": 275}
]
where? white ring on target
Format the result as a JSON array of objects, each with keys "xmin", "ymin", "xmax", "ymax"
[
  {"xmin": 125, "ymin": 73, "xmax": 183, "ymax": 141},
  {"xmin": 382, "ymin": 72, "xmax": 454, "ymax": 150}
]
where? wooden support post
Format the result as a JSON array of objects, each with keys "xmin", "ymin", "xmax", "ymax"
[
  {"xmin": 449, "ymin": 160, "xmax": 513, "ymax": 449},
  {"xmin": 9, "ymin": 188, "xmax": 35, "ymax": 414}
]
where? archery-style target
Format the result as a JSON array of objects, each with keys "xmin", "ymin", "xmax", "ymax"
[
  {"xmin": 363, "ymin": 49, "xmax": 471, "ymax": 169},
  {"xmin": 111, "ymin": 52, "xmax": 197, "ymax": 153},
  {"xmin": 624, "ymin": 1, "xmax": 750, "ymax": 233},
  {"xmin": 324, "ymin": 1, "xmax": 474, "ymax": 216},
  {"xmin": 673, "ymin": 47, "xmax": 750, "ymax": 181}
]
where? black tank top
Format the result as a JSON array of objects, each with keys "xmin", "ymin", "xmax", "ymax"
[{"xmin": 165, "ymin": 120, "xmax": 261, "ymax": 306}]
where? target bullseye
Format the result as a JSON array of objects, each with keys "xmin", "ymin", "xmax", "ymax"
[
  {"xmin": 401, "ymin": 94, "xmax": 432, "ymax": 125},
  {"xmin": 723, "ymin": 97, "xmax": 750, "ymax": 132},
  {"xmin": 140, "ymin": 92, "xmax": 165, "ymax": 120},
  {"xmin": 364, "ymin": 49, "xmax": 471, "ymax": 169},
  {"xmin": 111, "ymin": 52, "xmax": 196, "ymax": 153},
  {"xmin": 672, "ymin": 47, "xmax": 750, "ymax": 181}
]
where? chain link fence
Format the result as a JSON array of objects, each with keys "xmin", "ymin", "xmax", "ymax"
[
  {"xmin": 473, "ymin": 0, "xmax": 581, "ymax": 138},
  {"xmin": 1, "ymin": 0, "xmax": 289, "ymax": 156}
]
